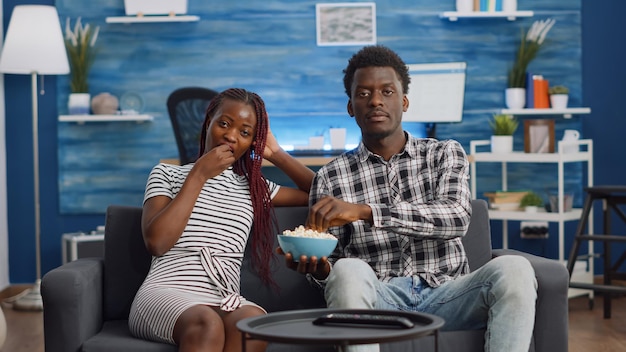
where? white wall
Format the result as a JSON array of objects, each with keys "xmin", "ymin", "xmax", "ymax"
[{"xmin": 0, "ymin": 0, "xmax": 10, "ymax": 291}]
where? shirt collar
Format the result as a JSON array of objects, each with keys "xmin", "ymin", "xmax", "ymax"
[{"xmin": 356, "ymin": 131, "xmax": 415, "ymax": 162}]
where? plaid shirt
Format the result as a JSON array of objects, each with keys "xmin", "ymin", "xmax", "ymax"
[{"xmin": 310, "ymin": 133, "xmax": 472, "ymax": 287}]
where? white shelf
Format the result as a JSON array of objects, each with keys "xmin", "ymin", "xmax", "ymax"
[
  {"xmin": 469, "ymin": 138, "xmax": 594, "ymax": 269},
  {"xmin": 488, "ymin": 209, "xmax": 583, "ymax": 222},
  {"xmin": 470, "ymin": 139, "xmax": 593, "ymax": 163},
  {"xmin": 470, "ymin": 139, "xmax": 592, "ymax": 162},
  {"xmin": 440, "ymin": 11, "xmax": 534, "ymax": 21},
  {"xmin": 59, "ymin": 114, "xmax": 154, "ymax": 124},
  {"xmin": 500, "ymin": 107, "xmax": 591, "ymax": 118},
  {"xmin": 105, "ymin": 15, "xmax": 200, "ymax": 24}
]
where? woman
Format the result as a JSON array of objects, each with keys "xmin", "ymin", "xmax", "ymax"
[{"xmin": 129, "ymin": 88, "xmax": 315, "ymax": 352}]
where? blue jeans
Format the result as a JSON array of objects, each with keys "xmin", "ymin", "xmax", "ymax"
[{"xmin": 325, "ymin": 256, "xmax": 537, "ymax": 352}]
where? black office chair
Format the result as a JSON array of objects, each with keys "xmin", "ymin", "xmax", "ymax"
[{"xmin": 166, "ymin": 87, "xmax": 219, "ymax": 165}]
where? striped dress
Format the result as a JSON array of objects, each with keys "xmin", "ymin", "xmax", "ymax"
[{"xmin": 128, "ymin": 163, "xmax": 279, "ymax": 344}]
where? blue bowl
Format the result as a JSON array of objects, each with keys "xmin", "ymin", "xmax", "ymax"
[{"xmin": 277, "ymin": 235, "xmax": 338, "ymax": 261}]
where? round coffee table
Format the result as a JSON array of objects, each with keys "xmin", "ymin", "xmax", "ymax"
[{"xmin": 237, "ymin": 308, "xmax": 444, "ymax": 352}]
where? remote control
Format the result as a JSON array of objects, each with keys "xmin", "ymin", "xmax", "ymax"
[{"xmin": 312, "ymin": 313, "xmax": 414, "ymax": 329}]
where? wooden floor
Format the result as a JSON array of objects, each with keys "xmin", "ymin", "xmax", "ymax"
[{"xmin": 1, "ymin": 286, "xmax": 625, "ymax": 352}]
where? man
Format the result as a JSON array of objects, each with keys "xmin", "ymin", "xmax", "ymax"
[{"xmin": 282, "ymin": 45, "xmax": 537, "ymax": 352}]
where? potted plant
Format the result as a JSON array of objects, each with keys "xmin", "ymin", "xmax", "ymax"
[
  {"xmin": 506, "ymin": 18, "xmax": 556, "ymax": 109},
  {"xmin": 549, "ymin": 85, "xmax": 569, "ymax": 109},
  {"xmin": 489, "ymin": 114, "xmax": 518, "ymax": 153},
  {"xmin": 64, "ymin": 17, "xmax": 100, "ymax": 115},
  {"xmin": 519, "ymin": 191, "xmax": 545, "ymax": 212}
]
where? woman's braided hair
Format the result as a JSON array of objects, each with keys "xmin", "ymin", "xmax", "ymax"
[{"xmin": 198, "ymin": 88, "xmax": 277, "ymax": 286}]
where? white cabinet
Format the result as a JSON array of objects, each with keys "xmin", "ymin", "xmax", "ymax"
[{"xmin": 469, "ymin": 138, "xmax": 594, "ymax": 298}]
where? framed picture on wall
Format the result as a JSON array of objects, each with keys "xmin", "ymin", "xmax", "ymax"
[
  {"xmin": 524, "ymin": 119, "xmax": 555, "ymax": 153},
  {"xmin": 316, "ymin": 2, "xmax": 376, "ymax": 46}
]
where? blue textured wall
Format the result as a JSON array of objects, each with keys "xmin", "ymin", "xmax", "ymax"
[{"xmin": 56, "ymin": 0, "xmax": 585, "ymax": 214}]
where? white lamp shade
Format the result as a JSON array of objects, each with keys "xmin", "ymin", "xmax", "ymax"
[{"xmin": 0, "ymin": 5, "xmax": 69, "ymax": 75}]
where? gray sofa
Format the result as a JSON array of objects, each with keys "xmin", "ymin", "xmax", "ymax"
[{"xmin": 41, "ymin": 200, "xmax": 569, "ymax": 352}]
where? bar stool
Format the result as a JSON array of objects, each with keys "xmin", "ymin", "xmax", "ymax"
[{"xmin": 566, "ymin": 185, "xmax": 626, "ymax": 318}]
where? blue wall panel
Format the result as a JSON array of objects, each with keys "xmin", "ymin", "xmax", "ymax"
[{"xmin": 56, "ymin": 0, "xmax": 585, "ymax": 215}]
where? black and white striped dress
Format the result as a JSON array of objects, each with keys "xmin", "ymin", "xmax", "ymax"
[{"xmin": 128, "ymin": 163, "xmax": 279, "ymax": 344}]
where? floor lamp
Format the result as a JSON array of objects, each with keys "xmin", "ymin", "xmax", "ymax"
[{"xmin": 0, "ymin": 5, "xmax": 69, "ymax": 311}]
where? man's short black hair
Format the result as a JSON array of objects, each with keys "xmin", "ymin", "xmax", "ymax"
[{"xmin": 342, "ymin": 45, "xmax": 411, "ymax": 98}]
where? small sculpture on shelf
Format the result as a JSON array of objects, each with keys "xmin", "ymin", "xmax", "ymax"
[{"xmin": 91, "ymin": 93, "xmax": 119, "ymax": 115}]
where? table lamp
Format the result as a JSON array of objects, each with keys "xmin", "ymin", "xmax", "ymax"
[{"xmin": 0, "ymin": 5, "xmax": 70, "ymax": 311}]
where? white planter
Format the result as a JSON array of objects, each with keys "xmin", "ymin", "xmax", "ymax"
[
  {"xmin": 124, "ymin": 0, "xmax": 188, "ymax": 16},
  {"xmin": 456, "ymin": 0, "xmax": 474, "ymax": 13},
  {"xmin": 524, "ymin": 206, "xmax": 539, "ymax": 213},
  {"xmin": 502, "ymin": 0, "xmax": 517, "ymax": 12},
  {"xmin": 491, "ymin": 135, "xmax": 514, "ymax": 153},
  {"xmin": 505, "ymin": 88, "xmax": 526, "ymax": 109},
  {"xmin": 68, "ymin": 93, "xmax": 91, "ymax": 115},
  {"xmin": 550, "ymin": 94, "xmax": 569, "ymax": 109}
]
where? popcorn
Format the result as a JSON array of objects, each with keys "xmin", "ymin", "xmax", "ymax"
[{"xmin": 282, "ymin": 225, "xmax": 335, "ymax": 239}]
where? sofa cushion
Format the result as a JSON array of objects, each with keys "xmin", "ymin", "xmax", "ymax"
[
  {"xmin": 83, "ymin": 320, "xmax": 176, "ymax": 352},
  {"xmin": 462, "ymin": 199, "xmax": 492, "ymax": 271},
  {"xmin": 241, "ymin": 206, "xmax": 326, "ymax": 312},
  {"xmin": 103, "ymin": 205, "xmax": 151, "ymax": 321}
]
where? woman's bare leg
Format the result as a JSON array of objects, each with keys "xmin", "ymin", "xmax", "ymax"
[
  {"xmin": 222, "ymin": 305, "xmax": 268, "ymax": 352},
  {"xmin": 174, "ymin": 305, "xmax": 225, "ymax": 352}
]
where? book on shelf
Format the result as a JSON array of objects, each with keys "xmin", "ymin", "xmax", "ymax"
[
  {"xmin": 488, "ymin": 202, "xmax": 520, "ymax": 211},
  {"xmin": 533, "ymin": 76, "xmax": 550, "ymax": 108},
  {"xmin": 525, "ymin": 72, "xmax": 534, "ymax": 109},
  {"xmin": 476, "ymin": 0, "xmax": 502, "ymax": 12},
  {"xmin": 484, "ymin": 191, "xmax": 528, "ymax": 208}
]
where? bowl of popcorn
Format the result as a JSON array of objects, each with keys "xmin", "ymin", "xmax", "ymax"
[{"xmin": 277, "ymin": 225, "xmax": 338, "ymax": 260}]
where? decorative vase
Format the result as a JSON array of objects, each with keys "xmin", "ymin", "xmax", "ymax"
[
  {"xmin": 68, "ymin": 93, "xmax": 91, "ymax": 115},
  {"xmin": 491, "ymin": 135, "xmax": 514, "ymax": 153},
  {"xmin": 502, "ymin": 0, "xmax": 517, "ymax": 12},
  {"xmin": 550, "ymin": 94, "xmax": 569, "ymax": 109},
  {"xmin": 505, "ymin": 88, "xmax": 526, "ymax": 109},
  {"xmin": 91, "ymin": 93, "xmax": 120, "ymax": 115}
]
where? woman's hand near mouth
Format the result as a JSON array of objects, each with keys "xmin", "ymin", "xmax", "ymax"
[{"xmin": 192, "ymin": 144, "xmax": 236, "ymax": 181}]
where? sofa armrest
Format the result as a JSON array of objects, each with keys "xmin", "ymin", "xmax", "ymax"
[
  {"xmin": 492, "ymin": 249, "xmax": 568, "ymax": 352},
  {"xmin": 41, "ymin": 257, "xmax": 104, "ymax": 352}
]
